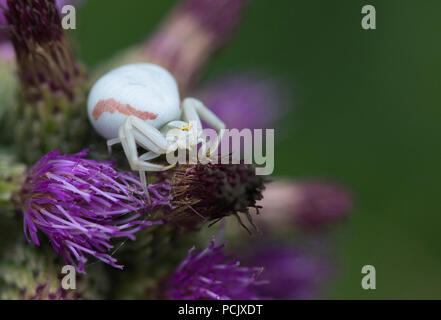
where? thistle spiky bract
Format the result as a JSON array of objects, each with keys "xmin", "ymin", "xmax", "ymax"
[
  {"xmin": 4, "ymin": 0, "xmax": 89, "ymax": 164},
  {"xmin": 0, "ymin": 151, "xmax": 25, "ymax": 211},
  {"xmin": 0, "ymin": 59, "xmax": 18, "ymax": 144},
  {"xmin": 0, "ymin": 242, "xmax": 107, "ymax": 300}
]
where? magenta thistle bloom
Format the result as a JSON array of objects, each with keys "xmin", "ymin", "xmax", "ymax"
[
  {"xmin": 245, "ymin": 244, "xmax": 331, "ymax": 299},
  {"xmin": 165, "ymin": 239, "xmax": 264, "ymax": 300},
  {"xmin": 17, "ymin": 150, "xmax": 170, "ymax": 273}
]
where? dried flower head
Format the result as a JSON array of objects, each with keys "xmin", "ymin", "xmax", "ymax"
[
  {"xmin": 17, "ymin": 150, "xmax": 171, "ymax": 273},
  {"xmin": 165, "ymin": 238, "xmax": 264, "ymax": 300},
  {"xmin": 4, "ymin": 0, "xmax": 88, "ymax": 163},
  {"xmin": 166, "ymin": 160, "xmax": 266, "ymax": 231}
]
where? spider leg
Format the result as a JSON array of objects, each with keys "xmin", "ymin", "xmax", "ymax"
[
  {"xmin": 107, "ymin": 138, "xmax": 120, "ymax": 155},
  {"xmin": 182, "ymin": 97, "xmax": 226, "ymax": 156},
  {"xmin": 119, "ymin": 116, "xmax": 176, "ymax": 204},
  {"xmin": 136, "ymin": 160, "xmax": 176, "ymax": 205},
  {"xmin": 139, "ymin": 151, "xmax": 162, "ymax": 162}
]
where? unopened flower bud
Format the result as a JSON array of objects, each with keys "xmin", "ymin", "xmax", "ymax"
[
  {"xmin": 0, "ymin": 242, "xmax": 103, "ymax": 299},
  {"xmin": 258, "ymin": 180, "xmax": 353, "ymax": 231},
  {"xmin": 4, "ymin": 0, "xmax": 88, "ymax": 163}
]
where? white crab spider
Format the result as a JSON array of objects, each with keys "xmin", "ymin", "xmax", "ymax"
[{"xmin": 87, "ymin": 63, "xmax": 225, "ymax": 203}]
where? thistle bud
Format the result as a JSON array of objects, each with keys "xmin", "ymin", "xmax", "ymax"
[
  {"xmin": 0, "ymin": 242, "xmax": 103, "ymax": 299},
  {"xmin": 4, "ymin": 0, "xmax": 88, "ymax": 163},
  {"xmin": 0, "ymin": 152, "xmax": 26, "ymax": 211},
  {"xmin": 0, "ymin": 56, "xmax": 17, "ymax": 143},
  {"xmin": 97, "ymin": 0, "xmax": 250, "ymax": 93},
  {"xmin": 0, "ymin": 0, "xmax": 85, "ymax": 58},
  {"xmin": 145, "ymin": 0, "xmax": 249, "ymax": 91},
  {"xmin": 258, "ymin": 180, "xmax": 353, "ymax": 231}
]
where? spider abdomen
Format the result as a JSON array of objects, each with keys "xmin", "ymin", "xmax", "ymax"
[{"xmin": 87, "ymin": 63, "xmax": 181, "ymax": 140}]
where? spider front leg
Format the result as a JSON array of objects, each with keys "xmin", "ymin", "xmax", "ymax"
[
  {"xmin": 181, "ymin": 97, "xmax": 226, "ymax": 156},
  {"xmin": 117, "ymin": 116, "xmax": 176, "ymax": 204}
]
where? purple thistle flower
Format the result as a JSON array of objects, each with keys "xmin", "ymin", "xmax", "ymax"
[
  {"xmin": 165, "ymin": 238, "xmax": 264, "ymax": 300},
  {"xmin": 245, "ymin": 244, "xmax": 331, "ymax": 300},
  {"xmin": 17, "ymin": 150, "xmax": 171, "ymax": 273},
  {"xmin": 195, "ymin": 74, "xmax": 288, "ymax": 130},
  {"xmin": 258, "ymin": 180, "xmax": 353, "ymax": 231}
]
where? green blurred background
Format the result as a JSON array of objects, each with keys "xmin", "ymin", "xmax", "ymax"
[{"xmin": 74, "ymin": 0, "xmax": 441, "ymax": 299}]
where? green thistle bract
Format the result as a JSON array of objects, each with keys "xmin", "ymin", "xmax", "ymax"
[
  {"xmin": 0, "ymin": 242, "xmax": 105, "ymax": 300},
  {"xmin": 4, "ymin": 0, "xmax": 88, "ymax": 163}
]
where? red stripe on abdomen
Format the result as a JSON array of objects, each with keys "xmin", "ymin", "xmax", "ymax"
[{"xmin": 92, "ymin": 98, "xmax": 158, "ymax": 121}]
